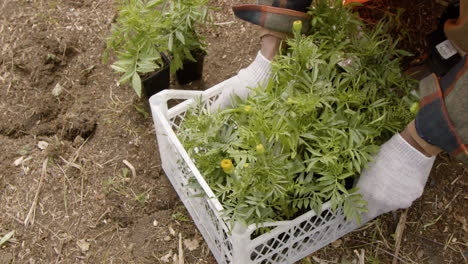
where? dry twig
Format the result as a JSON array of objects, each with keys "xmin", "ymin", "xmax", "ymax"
[
  {"xmin": 178, "ymin": 233, "xmax": 184, "ymax": 264},
  {"xmin": 123, "ymin": 159, "xmax": 137, "ymax": 178},
  {"xmin": 24, "ymin": 159, "xmax": 48, "ymax": 226},
  {"xmin": 352, "ymin": 239, "xmax": 416, "ymax": 264},
  {"xmin": 377, "ymin": 248, "xmax": 414, "ymax": 264},
  {"xmin": 354, "ymin": 249, "xmax": 366, "ymax": 264},
  {"xmin": 393, "ymin": 209, "xmax": 408, "ymax": 264}
]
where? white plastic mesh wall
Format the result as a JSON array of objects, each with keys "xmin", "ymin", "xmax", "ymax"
[{"xmin": 150, "ymin": 82, "xmax": 359, "ymax": 264}]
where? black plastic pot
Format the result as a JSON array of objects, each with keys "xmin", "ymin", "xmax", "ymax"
[
  {"xmin": 175, "ymin": 49, "xmax": 206, "ymax": 85},
  {"xmin": 142, "ymin": 53, "xmax": 171, "ymax": 98}
]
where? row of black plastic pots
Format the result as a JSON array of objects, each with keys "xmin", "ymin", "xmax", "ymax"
[{"xmin": 142, "ymin": 50, "xmax": 206, "ymax": 98}]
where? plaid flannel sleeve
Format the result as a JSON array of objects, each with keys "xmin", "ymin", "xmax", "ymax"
[
  {"xmin": 416, "ymin": 56, "xmax": 468, "ymax": 164},
  {"xmin": 416, "ymin": 0, "xmax": 468, "ymax": 164}
]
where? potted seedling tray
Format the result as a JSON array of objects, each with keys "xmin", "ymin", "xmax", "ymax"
[
  {"xmin": 149, "ymin": 80, "xmax": 358, "ymax": 264},
  {"xmin": 175, "ymin": 49, "xmax": 206, "ymax": 85},
  {"xmin": 142, "ymin": 53, "xmax": 171, "ymax": 98}
]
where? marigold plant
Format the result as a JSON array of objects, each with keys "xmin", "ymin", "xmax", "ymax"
[{"xmin": 178, "ymin": 0, "xmax": 417, "ymax": 227}]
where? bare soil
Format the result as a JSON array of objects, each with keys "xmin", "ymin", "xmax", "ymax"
[{"xmin": 0, "ymin": 0, "xmax": 466, "ymax": 264}]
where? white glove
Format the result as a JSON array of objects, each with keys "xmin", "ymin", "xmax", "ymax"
[{"xmin": 357, "ymin": 134, "xmax": 436, "ymax": 222}]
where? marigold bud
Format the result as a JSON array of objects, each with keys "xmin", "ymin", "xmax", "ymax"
[
  {"xmin": 256, "ymin": 144, "xmax": 265, "ymax": 154},
  {"xmin": 293, "ymin": 20, "xmax": 302, "ymax": 34},
  {"xmin": 410, "ymin": 102, "xmax": 420, "ymax": 114}
]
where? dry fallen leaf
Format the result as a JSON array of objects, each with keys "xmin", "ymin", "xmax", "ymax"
[
  {"xmin": 13, "ymin": 157, "xmax": 24, "ymax": 167},
  {"xmin": 37, "ymin": 141, "xmax": 49, "ymax": 150},
  {"xmin": 169, "ymin": 226, "xmax": 176, "ymax": 236},
  {"xmin": 312, "ymin": 256, "xmax": 330, "ymax": 264},
  {"xmin": 160, "ymin": 250, "xmax": 173, "ymax": 263},
  {"xmin": 0, "ymin": 230, "xmax": 15, "ymax": 246},
  {"xmin": 173, "ymin": 253, "xmax": 179, "ymax": 264},
  {"xmin": 454, "ymin": 215, "xmax": 467, "ymax": 232},
  {"xmin": 331, "ymin": 239, "xmax": 342, "ymax": 248},
  {"xmin": 183, "ymin": 237, "xmax": 200, "ymax": 251},
  {"xmin": 52, "ymin": 83, "xmax": 63, "ymax": 97},
  {"xmin": 76, "ymin": 239, "xmax": 90, "ymax": 252}
]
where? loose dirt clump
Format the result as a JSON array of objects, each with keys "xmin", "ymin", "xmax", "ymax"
[
  {"xmin": 0, "ymin": 0, "xmax": 466, "ymax": 263},
  {"xmin": 57, "ymin": 98, "xmax": 97, "ymax": 141}
]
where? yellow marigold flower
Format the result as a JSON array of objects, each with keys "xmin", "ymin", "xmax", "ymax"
[
  {"xmin": 220, "ymin": 159, "xmax": 233, "ymax": 169},
  {"xmin": 256, "ymin": 144, "xmax": 265, "ymax": 154},
  {"xmin": 293, "ymin": 20, "xmax": 302, "ymax": 33},
  {"xmin": 244, "ymin": 105, "xmax": 252, "ymax": 112},
  {"xmin": 220, "ymin": 159, "xmax": 234, "ymax": 174}
]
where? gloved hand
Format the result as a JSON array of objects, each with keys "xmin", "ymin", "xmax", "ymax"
[
  {"xmin": 232, "ymin": 0, "xmax": 313, "ymax": 34},
  {"xmin": 356, "ymin": 0, "xmax": 467, "ymax": 223},
  {"xmin": 356, "ymin": 134, "xmax": 436, "ymax": 222}
]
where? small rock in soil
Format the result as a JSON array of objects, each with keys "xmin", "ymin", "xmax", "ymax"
[{"xmin": 417, "ymin": 249, "xmax": 425, "ymax": 259}]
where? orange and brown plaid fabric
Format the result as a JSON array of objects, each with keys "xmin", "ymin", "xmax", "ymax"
[
  {"xmin": 416, "ymin": 0, "xmax": 467, "ymax": 164},
  {"xmin": 232, "ymin": 0, "xmax": 312, "ymax": 34},
  {"xmin": 417, "ymin": 57, "xmax": 467, "ymax": 164}
]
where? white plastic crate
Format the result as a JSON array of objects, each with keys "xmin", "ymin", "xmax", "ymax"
[{"xmin": 149, "ymin": 80, "xmax": 359, "ymax": 264}]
